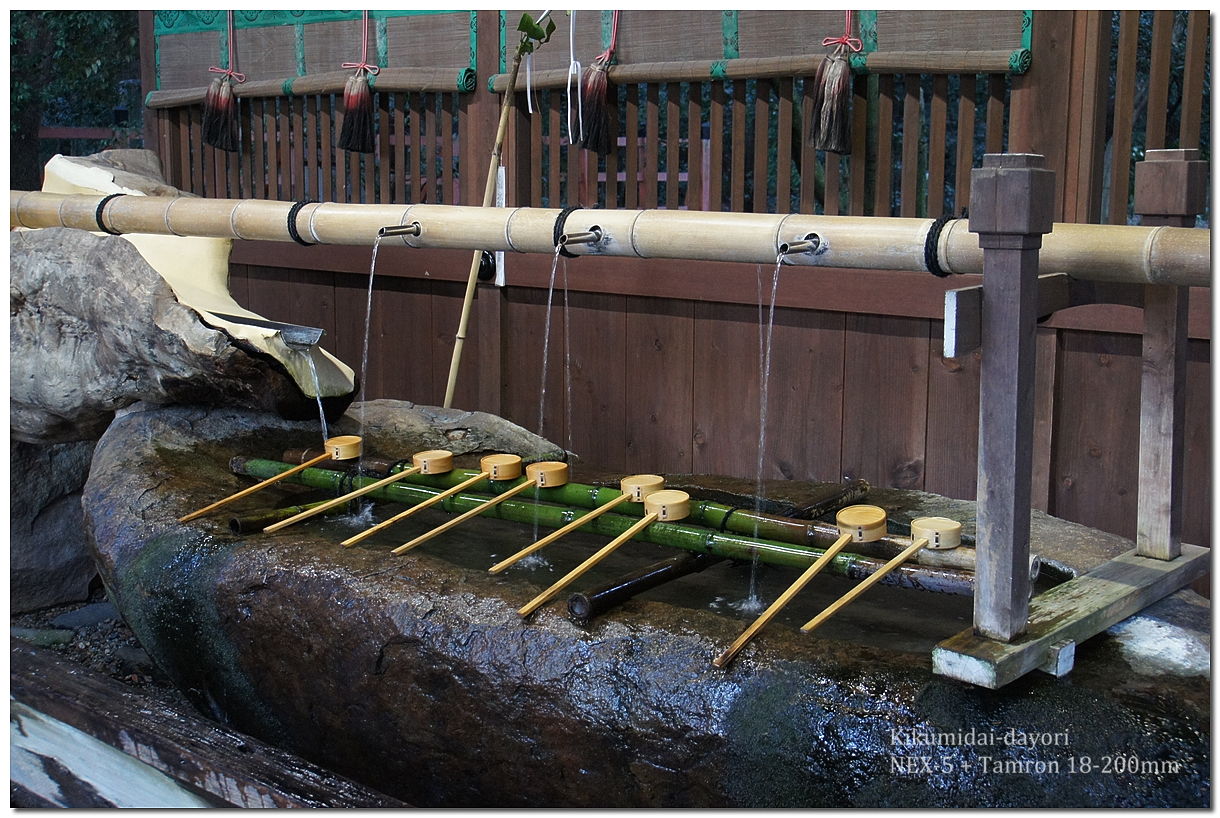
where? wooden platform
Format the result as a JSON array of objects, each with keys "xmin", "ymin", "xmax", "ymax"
[{"xmin": 933, "ymin": 544, "xmax": 1210, "ymax": 688}]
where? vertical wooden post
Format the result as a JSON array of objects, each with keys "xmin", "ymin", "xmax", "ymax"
[
  {"xmin": 970, "ymin": 153, "xmax": 1056, "ymax": 642},
  {"xmin": 1132, "ymin": 148, "xmax": 1208, "ymax": 560}
]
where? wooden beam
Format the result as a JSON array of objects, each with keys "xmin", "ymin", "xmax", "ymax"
[
  {"xmin": 933, "ymin": 544, "xmax": 1210, "ymax": 688},
  {"xmin": 969, "ymin": 153, "xmax": 1056, "ymax": 642},
  {"xmin": 944, "ymin": 274, "xmax": 1149, "ymax": 358},
  {"xmin": 1134, "ymin": 148, "xmax": 1208, "ymax": 561},
  {"xmin": 10, "ymin": 642, "xmax": 405, "ymax": 808}
]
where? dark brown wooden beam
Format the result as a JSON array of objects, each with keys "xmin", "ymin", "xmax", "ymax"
[{"xmin": 10, "ymin": 641, "xmax": 406, "ymax": 808}]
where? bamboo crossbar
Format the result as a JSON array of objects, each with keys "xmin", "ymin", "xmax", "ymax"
[
  {"xmin": 145, "ymin": 67, "xmax": 477, "ymax": 108},
  {"xmin": 11, "ymin": 191, "xmax": 1210, "ymax": 287},
  {"xmin": 487, "ymin": 50, "xmax": 1025, "ymax": 92}
]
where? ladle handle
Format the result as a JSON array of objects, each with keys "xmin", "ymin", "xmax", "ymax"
[
  {"xmin": 341, "ymin": 470, "xmax": 490, "ymax": 547},
  {"xmin": 800, "ymin": 537, "xmax": 930, "ymax": 634},
  {"xmin": 518, "ymin": 512, "xmax": 658, "ymax": 617},
  {"xmin": 178, "ymin": 452, "xmax": 332, "ymax": 523},
  {"xmin": 262, "ymin": 465, "xmax": 422, "ymax": 533},
  {"xmin": 712, "ymin": 532, "xmax": 853, "ymax": 669},
  {"xmin": 392, "ymin": 479, "xmax": 534, "ymax": 555},
  {"xmin": 488, "ymin": 493, "xmax": 632, "ymax": 574}
]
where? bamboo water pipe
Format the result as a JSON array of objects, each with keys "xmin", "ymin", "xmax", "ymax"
[
  {"xmin": 262, "ymin": 449, "xmax": 453, "ymax": 534},
  {"xmin": 232, "ymin": 457, "xmax": 978, "ymax": 596},
  {"xmin": 518, "ymin": 490, "xmax": 692, "ymax": 617},
  {"xmin": 488, "ymin": 474, "xmax": 666, "ymax": 574},
  {"xmin": 340, "ymin": 453, "xmax": 522, "ymax": 547},
  {"xmin": 178, "ymin": 435, "xmax": 361, "ymax": 523},
  {"xmin": 11, "ymin": 191, "xmax": 1210, "ymax": 287},
  {"xmin": 712, "ymin": 505, "xmax": 889, "ymax": 669},
  {"xmin": 392, "ymin": 461, "xmax": 568, "ymax": 555}
]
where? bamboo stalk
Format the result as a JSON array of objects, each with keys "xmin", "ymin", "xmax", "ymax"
[
  {"xmin": 231, "ymin": 457, "xmax": 976, "ymax": 595},
  {"xmin": 712, "ymin": 532, "xmax": 854, "ymax": 669},
  {"xmin": 442, "ymin": 14, "xmax": 548, "ymax": 409},
  {"xmin": 178, "ymin": 436, "xmax": 360, "ymax": 522},
  {"xmin": 567, "ymin": 552, "xmax": 725, "ymax": 623},
  {"xmin": 229, "ymin": 499, "xmax": 339, "ymax": 535},
  {"xmin": 800, "ymin": 538, "xmax": 930, "ymax": 634},
  {"xmin": 146, "ymin": 68, "xmax": 478, "ymax": 108},
  {"xmin": 263, "ymin": 464, "xmax": 421, "ymax": 533},
  {"xmin": 392, "ymin": 478, "xmax": 533, "ymax": 554},
  {"xmin": 488, "ymin": 493, "xmax": 631, "ymax": 573},
  {"xmin": 13, "ymin": 190, "xmax": 1209, "ymax": 287},
  {"xmin": 262, "ymin": 449, "xmax": 452, "ymax": 534},
  {"xmin": 340, "ymin": 470, "xmax": 488, "ymax": 548},
  {"xmin": 518, "ymin": 513, "xmax": 659, "ymax": 617}
]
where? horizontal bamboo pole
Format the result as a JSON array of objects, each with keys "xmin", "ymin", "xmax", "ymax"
[
  {"xmin": 488, "ymin": 55, "xmax": 828, "ymax": 92},
  {"xmin": 232, "ymin": 458, "xmax": 975, "ymax": 596},
  {"xmin": 12, "ymin": 191, "xmax": 1210, "ymax": 287},
  {"xmin": 280, "ymin": 452, "xmax": 975, "ymax": 572},
  {"xmin": 145, "ymin": 67, "xmax": 477, "ymax": 108},
  {"xmin": 487, "ymin": 51, "xmax": 1025, "ymax": 92},
  {"xmin": 851, "ymin": 50, "xmax": 1028, "ymax": 75}
]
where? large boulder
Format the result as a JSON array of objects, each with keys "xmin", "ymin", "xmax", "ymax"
[
  {"xmin": 82, "ymin": 403, "xmax": 1209, "ymax": 808},
  {"xmin": 10, "ymin": 229, "xmax": 350, "ymax": 444},
  {"xmin": 9, "ymin": 438, "xmax": 99, "ymax": 611}
]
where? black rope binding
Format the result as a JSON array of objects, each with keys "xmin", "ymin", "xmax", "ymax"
[
  {"xmin": 923, "ymin": 213, "xmax": 955, "ymax": 277},
  {"xmin": 553, "ymin": 205, "xmax": 583, "ymax": 258},
  {"xmin": 94, "ymin": 193, "xmax": 126, "ymax": 235},
  {"xmin": 718, "ymin": 506, "xmax": 746, "ymax": 533},
  {"xmin": 287, "ymin": 200, "xmax": 317, "ymax": 246}
]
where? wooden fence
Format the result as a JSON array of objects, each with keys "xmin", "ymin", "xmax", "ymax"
[{"xmin": 142, "ymin": 10, "xmax": 1211, "ymax": 549}]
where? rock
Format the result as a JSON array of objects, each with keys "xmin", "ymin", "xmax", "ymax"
[
  {"xmin": 83, "ymin": 404, "xmax": 1209, "ymax": 808},
  {"xmin": 9, "ymin": 439, "xmax": 98, "ymax": 612},
  {"xmin": 9, "ymin": 229, "xmax": 352, "ymax": 444},
  {"xmin": 50, "ymin": 602, "xmax": 119, "ymax": 631},
  {"xmin": 11, "ymin": 627, "xmax": 74, "ymax": 648},
  {"xmin": 115, "ymin": 645, "xmax": 155, "ymax": 674}
]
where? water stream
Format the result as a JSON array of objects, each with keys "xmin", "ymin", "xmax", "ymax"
[
  {"xmin": 304, "ymin": 352, "xmax": 329, "ymax": 445},
  {"xmin": 355, "ymin": 234, "xmax": 385, "ymax": 477},
  {"xmin": 531, "ymin": 246, "xmax": 566, "ymax": 549},
  {"xmin": 733, "ymin": 259, "xmax": 783, "ymax": 614}
]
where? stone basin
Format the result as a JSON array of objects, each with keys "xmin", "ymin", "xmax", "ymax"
[{"xmin": 83, "ymin": 402, "xmax": 1210, "ymax": 808}]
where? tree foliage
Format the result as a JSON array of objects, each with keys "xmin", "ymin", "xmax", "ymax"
[{"xmin": 10, "ymin": 11, "xmax": 140, "ymax": 190}]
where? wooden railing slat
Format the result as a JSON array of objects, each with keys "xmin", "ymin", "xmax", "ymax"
[
  {"xmin": 730, "ymin": 80, "xmax": 746, "ymax": 213},
  {"xmin": 709, "ymin": 83, "xmax": 725, "ymax": 211},
  {"xmin": 625, "ymin": 84, "xmax": 640, "ymax": 209},
  {"xmin": 666, "ymin": 81, "xmax": 682, "ymax": 210},
  {"xmin": 985, "ymin": 74, "xmax": 1005, "ymax": 155},
  {"xmin": 1180, "ymin": 10, "xmax": 1208, "ymax": 150},
  {"xmin": 900, "ymin": 74, "xmax": 921, "ymax": 218},
  {"xmin": 849, "ymin": 74, "xmax": 869, "ymax": 216},
  {"xmin": 753, "ymin": 79, "xmax": 770, "ymax": 213},
  {"xmin": 1107, "ymin": 11, "xmax": 1140, "ymax": 225},
  {"xmin": 644, "ymin": 83, "xmax": 660, "ymax": 209},
  {"xmin": 955, "ymin": 74, "xmax": 976, "ymax": 215},
  {"xmin": 549, "ymin": 91, "xmax": 562, "ymax": 206},
  {"xmin": 775, "ymin": 78, "xmax": 793, "ymax": 214},
  {"xmin": 1145, "ymin": 10, "xmax": 1174, "ymax": 151},
  {"xmin": 874, "ymin": 74, "xmax": 895, "ymax": 217},
  {"xmin": 687, "ymin": 82, "xmax": 704, "ymax": 210},
  {"xmin": 927, "ymin": 74, "xmax": 948, "ymax": 218}
]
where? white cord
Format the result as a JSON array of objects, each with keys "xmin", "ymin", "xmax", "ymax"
[{"xmin": 566, "ymin": 11, "xmax": 584, "ymax": 145}]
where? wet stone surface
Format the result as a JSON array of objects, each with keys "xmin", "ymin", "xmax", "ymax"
[{"xmin": 82, "ymin": 403, "xmax": 1210, "ymax": 808}]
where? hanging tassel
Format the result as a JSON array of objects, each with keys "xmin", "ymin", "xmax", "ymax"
[
  {"xmin": 579, "ymin": 10, "xmax": 620, "ymax": 155},
  {"xmin": 808, "ymin": 11, "xmax": 862, "ymax": 155},
  {"xmin": 338, "ymin": 11, "xmax": 379, "ymax": 154},
  {"xmin": 202, "ymin": 11, "xmax": 244, "ymax": 152}
]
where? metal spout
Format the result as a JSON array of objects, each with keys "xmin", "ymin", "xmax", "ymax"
[
  {"xmin": 559, "ymin": 225, "xmax": 603, "ymax": 248},
  {"xmin": 206, "ymin": 311, "xmax": 324, "ymax": 350},
  {"xmin": 778, "ymin": 232, "xmax": 822, "ymax": 257},
  {"xmin": 378, "ymin": 222, "xmax": 422, "ymax": 238}
]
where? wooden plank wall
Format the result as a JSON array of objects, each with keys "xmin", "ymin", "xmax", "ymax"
[{"xmin": 226, "ymin": 257, "xmax": 1211, "ymax": 551}]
